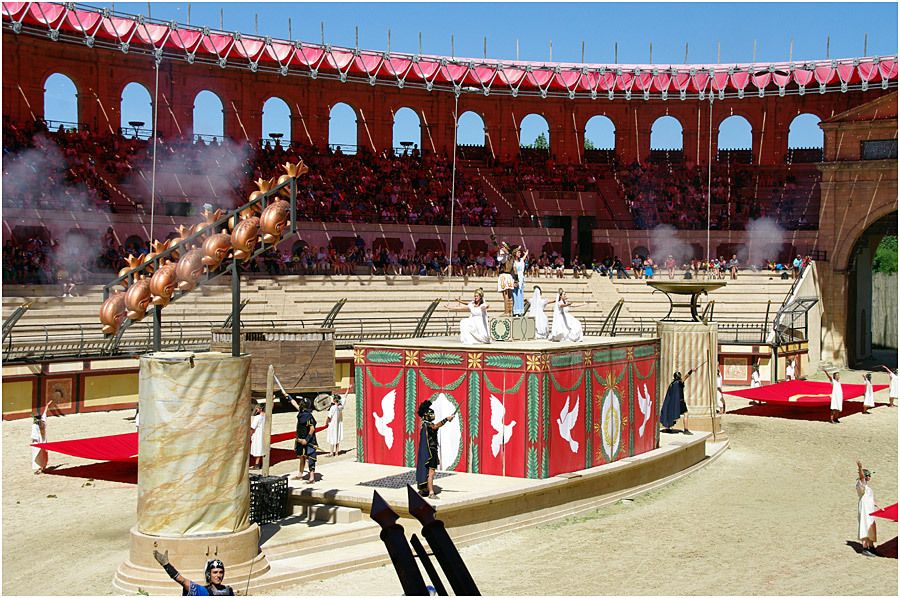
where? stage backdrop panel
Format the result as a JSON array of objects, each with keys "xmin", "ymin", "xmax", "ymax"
[{"xmin": 356, "ymin": 338, "xmax": 659, "ymax": 479}]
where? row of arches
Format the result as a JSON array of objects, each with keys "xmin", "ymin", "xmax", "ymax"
[{"xmin": 44, "ymin": 73, "xmax": 825, "ymax": 151}]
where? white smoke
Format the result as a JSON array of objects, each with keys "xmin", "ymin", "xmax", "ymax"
[
  {"xmin": 745, "ymin": 217, "xmax": 786, "ymax": 266},
  {"xmin": 2, "ymin": 135, "xmax": 94, "ymax": 214},
  {"xmin": 649, "ymin": 224, "xmax": 694, "ymax": 265}
]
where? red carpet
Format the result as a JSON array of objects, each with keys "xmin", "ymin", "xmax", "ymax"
[
  {"xmin": 725, "ymin": 380, "xmax": 888, "ymax": 406},
  {"xmin": 872, "ymin": 503, "xmax": 899, "ymax": 522},
  {"xmin": 33, "ymin": 427, "xmax": 320, "ymax": 463}
]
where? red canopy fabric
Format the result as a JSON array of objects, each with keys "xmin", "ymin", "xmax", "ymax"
[
  {"xmin": 2, "ymin": 2, "xmax": 896, "ymax": 97},
  {"xmin": 725, "ymin": 380, "xmax": 889, "ymax": 406},
  {"xmin": 871, "ymin": 503, "xmax": 898, "ymax": 522},
  {"xmin": 33, "ymin": 426, "xmax": 322, "ymax": 462}
]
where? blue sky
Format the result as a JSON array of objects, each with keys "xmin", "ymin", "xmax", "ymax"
[{"xmin": 47, "ymin": 2, "xmax": 898, "ymax": 149}]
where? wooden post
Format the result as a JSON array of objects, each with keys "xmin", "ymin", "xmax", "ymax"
[{"xmin": 262, "ymin": 365, "xmax": 275, "ymax": 476}]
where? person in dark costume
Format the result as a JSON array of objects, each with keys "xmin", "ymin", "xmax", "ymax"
[
  {"xmin": 289, "ymin": 395, "xmax": 319, "ymax": 483},
  {"xmin": 660, "ymin": 369, "xmax": 695, "ymax": 434},
  {"xmin": 415, "ymin": 399, "xmax": 455, "ymax": 498},
  {"xmin": 152, "ymin": 550, "xmax": 235, "ymax": 596}
]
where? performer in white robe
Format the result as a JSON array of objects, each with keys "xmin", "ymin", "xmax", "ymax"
[
  {"xmin": 716, "ymin": 369, "xmax": 725, "ymax": 414},
  {"xmin": 862, "ymin": 373, "xmax": 875, "ymax": 414},
  {"xmin": 825, "ymin": 370, "xmax": 843, "ymax": 423},
  {"xmin": 31, "ymin": 400, "xmax": 53, "ymax": 474},
  {"xmin": 249, "ymin": 404, "xmax": 265, "ymax": 469},
  {"xmin": 856, "ymin": 460, "xmax": 879, "ymax": 556},
  {"xmin": 326, "ymin": 396, "xmax": 344, "ymax": 456},
  {"xmin": 451, "ymin": 288, "xmax": 491, "ymax": 345},
  {"xmin": 512, "ymin": 247, "xmax": 529, "ymax": 316},
  {"xmin": 549, "ymin": 289, "xmax": 583, "ymax": 342},
  {"xmin": 785, "ymin": 358, "xmax": 796, "ymax": 381},
  {"xmin": 529, "ymin": 286, "xmax": 549, "ymax": 339},
  {"xmin": 880, "ymin": 365, "xmax": 898, "ymax": 408},
  {"xmin": 750, "ymin": 365, "xmax": 761, "ymax": 388}
]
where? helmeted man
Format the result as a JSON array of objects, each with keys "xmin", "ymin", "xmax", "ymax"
[
  {"xmin": 415, "ymin": 399, "xmax": 454, "ymax": 498},
  {"xmin": 153, "ymin": 550, "xmax": 235, "ymax": 596},
  {"xmin": 660, "ymin": 369, "xmax": 694, "ymax": 433}
]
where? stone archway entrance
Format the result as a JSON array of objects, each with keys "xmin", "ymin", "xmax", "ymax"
[{"xmin": 845, "ymin": 212, "xmax": 898, "ymax": 366}]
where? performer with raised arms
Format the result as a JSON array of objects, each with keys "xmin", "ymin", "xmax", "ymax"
[
  {"xmin": 448, "ymin": 288, "xmax": 491, "ymax": 345},
  {"xmin": 495, "ymin": 240, "xmax": 515, "ymax": 316},
  {"xmin": 511, "ymin": 246, "xmax": 529, "ymax": 316},
  {"xmin": 549, "ymin": 289, "xmax": 584, "ymax": 342},
  {"xmin": 660, "ymin": 368, "xmax": 696, "ymax": 434}
]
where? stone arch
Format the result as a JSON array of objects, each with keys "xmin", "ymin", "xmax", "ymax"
[
  {"xmin": 329, "ymin": 102, "xmax": 358, "ymax": 152},
  {"xmin": 650, "ymin": 115, "xmax": 683, "ymax": 150},
  {"xmin": 833, "ymin": 203, "xmax": 899, "ymax": 272},
  {"xmin": 392, "ymin": 106, "xmax": 421, "ymax": 153},
  {"xmin": 192, "ymin": 90, "xmax": 224, "ymax": 141},
  {"xmin": 457, "ymin": 110, "xmax": 485, "ymax": 146},
  {"xmin": 788, "ymin": 113, "xmax": 823, "ymax": 149},
  {"xmin": 119, "ymin": 82, "xmax": 153, "ymax": 139},
  {"xmin": 584, "ymin": 115, "xmax": 616, "ymax": 149},
  {"xmin": 717, "ymin": 115, "xmax": 753, "ymax": 150},
  {"xmin": 261, "ymin": 96, "xmax": 291, "ymax": 145},
  {"xmin": 519, "ymin": 113, "xmax": 550, "ymax": 149},
  {"xmin": 43, "ymin": 72, "xmax": 79, "ymax": 126}
]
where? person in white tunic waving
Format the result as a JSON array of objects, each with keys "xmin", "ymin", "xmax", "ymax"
[
  {"xmin": 880, "ymin": 365, "xmax": 897, "ymax": 408},
  {"xmin": 824, "ymin": 370, "xmax": 843, "ymax": 424},
  {"xmin": 855, "ymin": 460, "xmax": 880, "ymax": 557}
]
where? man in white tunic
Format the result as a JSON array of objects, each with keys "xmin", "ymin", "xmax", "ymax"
[
  {"xmin": 862, "ymin": 373, "xmax": 875, "ymax": 415},
  {"xmin": 880, "ymin": 365, "xmax": 898, "ymax": 408},
  {"xmin": 824, "ymin": 370, "xmax": 843, "ymax": 424},
  {"xmin": 856, "ymin": 460, "xmax": 879, "ymax": 557},
  {"xmin": 785, "ymin": 358, "xmax": 796, "ymax": 381},
  {"xmin": 31, "ymin": 400, "xmax": 53, "ymax": 474},
  {"xmin": 249, "ymin": 403, "xmax": 265, "ymax": 469},
  {"xmin": 325, "ymin": 395, "xmax": 344, "ymax": 456}
]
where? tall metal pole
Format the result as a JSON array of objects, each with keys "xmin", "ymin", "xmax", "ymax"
[
  {"xmin": 448, "ymin": 90, "xmax": 459, "ymax": 303},
  {"xmin": 152, "ymin": 306, "xmax": 161, "ymax": 351},
  {"xmin": 707, "ymin": 95, "xmax": 713, "ymax": 261},
  {"xmin": 231, "ymin": 257, "xmax": 240, "ymax": 356}
]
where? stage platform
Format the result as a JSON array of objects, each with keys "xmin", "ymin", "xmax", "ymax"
[
  {"xmin": 354, "ymin": 334, "xmax": 661, "ymax": 480},
  {"xmin": 245, "ymin": 430, "xmax": 721, "ymax": 594}
]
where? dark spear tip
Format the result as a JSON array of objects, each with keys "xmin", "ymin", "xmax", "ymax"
[
  {"xmin": 370, "ymin": 490, "xmax": 400, "ymax": 528},
  {"xmin": 407, "ymin": 484, "xmax": 436, "ymax": 524}
]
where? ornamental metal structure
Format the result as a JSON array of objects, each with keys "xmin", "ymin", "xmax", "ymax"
[{"xmin": 2, "ymin": 2, "xmax": 896, "ymax": 99}]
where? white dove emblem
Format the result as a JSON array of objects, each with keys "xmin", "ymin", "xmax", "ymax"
[
  {"xmin": 373, "ymin": 389, "xmax": 396, "ymax": 449},
  {"xmin": 637, "ymin": 383, "xmax": 652, "ymax": 438},
  {"xmin": 556, "ymin": 396, "xmax": 580, "ymax": 453},
  {"xmin": 489, "ymin": 394, "xmax": 516, "ymax": 457}
]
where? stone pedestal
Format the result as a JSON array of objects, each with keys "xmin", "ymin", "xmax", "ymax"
[
  {"xmin": 489, "ymin": 315, "xmax": 535, "ymax": 341},
  {"xmin": 113, "ymin": 351, "xmax": 270, "ymax": 593},
  {"xmin": 657, "ymin": 322, "xmax": 722, "ymax": 435}
]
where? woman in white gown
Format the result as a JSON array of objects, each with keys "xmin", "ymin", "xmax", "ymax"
[
  {"xmin": 451, "ymin": 288, "xmax": 491, "ymax": 345},
  {"xmin": 856, "ymin": 460, "xmax": 879, "ymax": 556},
  {"xmin": 31, "ymin": 400, "xmax": 53, "ymax": 474},
  {"xmin": 549, "ymin": 289, "xmax": 583, "ymax": 342},
  {"xmin": 529, "ymin": 286, "xmax": 549, "ymax": 339},
  {"xmin": 326, "ymin": 395, "xmax": 344, "ymax": 456},
  {"xmin": 825, "ymin": 370, "xmax": 843, "ymax": 424},
  {"xmin": 512, "ymin": 247, "xmax": 529, "ymax": 316}
]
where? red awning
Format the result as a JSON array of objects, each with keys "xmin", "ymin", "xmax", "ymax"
[
  {"xmin": 3, "ymin": 2, "xmax": 895, "ymax": 98},
  {"xmin": 725, "ymin": 380, "xmax": 889, "ymax": 406},
  {"xmin": 32, "ymin": 428, "xmax": 317, "ymax": 462}
]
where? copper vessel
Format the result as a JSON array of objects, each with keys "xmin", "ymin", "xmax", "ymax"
[
  {"xmin": 176, "ymin": 248, "xmax": 206, "ymax": 292},
  {"xmin": 259, "ymin": 199, "xmax": 291, "ymax": 244},
  {"xmin": 248, "ymin": 177, "xmax": 276, "ymax": 204},
  {"xmin": 149, "ymin": 262, "xmax": 178, "ymax": 307},
  {"xmin": 201, "ymin": 233, "xmax": 233, "ymax": 269},
  {"xmin": 276, "ymin": 160, "xmax": 309, "ymax": 197},
  {"xmin": 124, "ymin": 277, "xmax": 152, "ymax": 321},
  {"xmin": 99, "ymin": 292, "xmax": 127, "ymax": 335},
  {"xmin": 231, "ymin": 216, "xmax": 260, "ymax": 261},
  {"xmin": 116, "ymin": 254, "xmax": 144, "ymax": 289}
]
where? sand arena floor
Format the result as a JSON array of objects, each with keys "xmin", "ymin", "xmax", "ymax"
[{"xmin": 2, "ymin": 370, "xmax": 897, "ymax": 596}]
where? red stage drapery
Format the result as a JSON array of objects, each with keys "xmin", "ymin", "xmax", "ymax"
[
  {"xmin": 725, "ymin": 380, "xmax": 889, "ymax": 406},
  {"xmin": 32, "ymin": 428, "xmax": 316, "ymax": 463},
  {"xmin": 871, "ymin": 503, "xmax": 898, "ymax": 522}
]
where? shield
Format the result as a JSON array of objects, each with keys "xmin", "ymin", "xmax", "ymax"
[{"xmin": 313, "ymin": 393, "xmax": 333, "ymax": 412}]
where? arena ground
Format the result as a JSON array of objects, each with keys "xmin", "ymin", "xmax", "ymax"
[{"xmin": 2, "ymin": 370, "xmax": 896, "ymax": 596}]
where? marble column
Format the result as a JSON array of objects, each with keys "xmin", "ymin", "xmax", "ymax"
[{"xmin": 657, "ymin": 322, "xmax": 721, "ymax": 433}]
